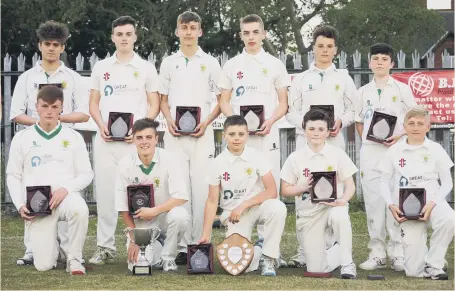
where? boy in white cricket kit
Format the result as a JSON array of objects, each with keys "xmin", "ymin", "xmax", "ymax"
[
  {"xmin": 7, "ymin": 86, "xmax": 93, "ymax": 274},
  {"xmin": 115, "ymin": 118, "xmax": 189, "ymax": 272},
  {"xmin": 287, "ymin": 25, "xmax": 356, "ymax": 151},
  {"xmin": 280, "ymin": 109, "xmax": 358, "ymax": 279},
  {"xmin": 285, "ymin": 25, "xmax": 356, "ymax": 267},
  {"xmin": 89, "ymin": 16, "xmax": 160, "ymax": 264},
  {"xmin": 218, "ymin": 14, "xmax": 289, "ymax": 267},
  {"xmin": 10, "ymin": 21, "xmax": 90, "ymax": 266},
  {"xmin": 379, "ymin": 107, "xmax": 454, "ymax": 280},
  {"xmin": 159, "ymin": 11, "xmax": 222, "ymax": 263},
  {"xmin": 356, "ymin": 43, "xmax": 417, "ymax": 271},
  {"xmin": 198, "ymin": 115, "xmax": 287, "ymax": 276}
]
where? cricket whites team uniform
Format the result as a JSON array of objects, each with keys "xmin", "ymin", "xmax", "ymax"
[
  {"xmin": 379, "ymin": 138, "xmax": 454, "ymax": 279},
  {"xmin": 355, "ymin": 76, "xmax": 416, "ymax": 269},
  {"xmin": 280, "ymin": 143, "xmax": 358, "ymax": 277},
  {"xmin": 6, "ymin": 122, "xmax": 93, "ymax": 273},
  {"xmin": 10, "ymin": 60, "xmax": 89, "ymax": 262},
  {"xmin": 217, "ymin": 49, "xmax": 290, "ymax": 189},
  {"xmin": 90, "ymin": 52, "xmax": 159, "ymax": 262},
  {"xmin": 115, "ymin": 149, "xmax": 189, "ymax": 271},
  {"xmin": 286, "ymin": 63, "xmax": 356, "ymax": 265},
  {"xmin": 208, "ymin": 145, "xmax": 287, "ymax": 274},
  {"xmin": 287, "ymin": 63, "xmax": 356, "ymax": 150},
  {"xmin": 159, "ymin": 47, "xmax": 221, "ymax": 245}
]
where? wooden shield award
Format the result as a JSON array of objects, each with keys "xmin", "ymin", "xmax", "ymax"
[{"xmin": 216, "ymin": 233, "xmax": 254, "ymax": 276}]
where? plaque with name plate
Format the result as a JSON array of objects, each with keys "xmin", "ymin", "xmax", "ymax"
[
  {"xmin": 127, "ymin": 185, "xmax": 155, "ymax": 215},
  {"xmin": 310, "ymin": 105, "xmax": 335, "ymax": 131},
  {"xmin": 240, "ymin": 105, "xmax": 264, "ymax": 135},
  {"xmin": 310, "ymin": 171, "xmax": 337, "ymax": 203},
  {"xmin": 366, "ymin": 111, "xmax": 397, "ymax": 144},
  {"xmin": 176, "ymin": 106, "xmax": 201, "ymax": 134},
  {"xmin": 108, "ymin": 112, "xmax": 134, "ymax": 141},
  {"xmin": 26, "ymin": 186, "xmax": 52, "ymax": 216},
  {"xmin": 216, "ymin": 233, "xmax": 254, "ymax": 276},
  {"xmin": 399, "ymin": 188, "xmax": 426, "ymax": 220},
  {"xmin": 187, "ymin": 243, "xmax": 214, "ymax": 274}
]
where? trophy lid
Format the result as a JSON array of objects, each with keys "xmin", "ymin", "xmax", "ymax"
[
  {"xmin": 30, "ymin": 190, "xmax": 49, "ymax": 212},
  {"xmin": 244, "ymin": 110, "xmax": 260, "ymax": 131},
  {"xmin": 111, "ymin": 117, "xmax": 129, "ymax": 137},
  {"xmin": 314, "ymin": 177, "xmax": 334, "ymax": 199},
  {"xmin": 179, "ymin": 111, "xmax": 197, "ymax": 131}
]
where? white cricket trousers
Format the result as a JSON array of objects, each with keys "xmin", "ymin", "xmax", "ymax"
[
  {"xmin": 126, "ymin": 206, "xmax": 189, "ymax": 270},
  {"xmin": 29, "ymin": 192, "xmax": 89, "ymax": 271},
  {"xmin": 360, "ymin": 144, "xmax": 403, "ymax": 259},
  {"xmin": 297, "ymin": 205, "xmax": 353, "ymax": 272},
  {"xmin": 220, "ymin": 199, "xmax": 287, "ymax": 259},
  {"xmin": 94, "ymin": 133, "xmax": 135, "ymax": 251},
  {"xmin": 24, "ymin": 221, "xmax": 68, "ymax": 254},
  {"xmin": 400, "ymin": 201, "xmax": 454, "ymax": 277},
  {"xmin": 294, "ymin": 134, "xmax": 346, "ymax": 262},
  {"xmin": 163, "ymin": 127, "xmax": 214, "ymax": 246}
]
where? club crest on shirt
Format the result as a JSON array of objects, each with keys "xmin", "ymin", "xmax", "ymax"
[
  {"xmin": 327, "ymin": 165, "xmax": 334, "ymax": 171},
  {"xmin": 422, "ymin": 155, "xmax": 430, "ymax": 164},
  {"xmin": 154, "ymin": 177, "xmax": 161, "ymax": 189},
  {"xmin": 245, "ymin": 167, "xmax": 254, "ymax": 176},
  {"xmin": 392, "ymin": 96, "xmax": 398, "ymax": 103},
  {"xmin": 61, "ymin": 139, "xmax": 71, "ymax": 149},
  {"xmin": 133, "ymin": 71, "xmax": 139, "ymax": 79},
  {"xmin": 334, "ymin": 84, "xmax": 341, "ymax": 92},
  {"xmin": 261, "ymin": 68, "xmax": 268, "ymax": 77},
  {"xmin": 61, "ymin": 80, "xmax": 68, "ymax": 89},
  {"xmin": 200, "ymin": 64, "xmax": 207, "ymax": 72},
  {"xmin": 360, "ymin": 171, "xmax": 364, "ymax": 178}
]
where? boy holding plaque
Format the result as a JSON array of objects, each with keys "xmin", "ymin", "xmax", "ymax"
[
  {"xmin": 355, "ymin": 43, "xmax": 416, "ymax": 271},
  {"xmin": 198, "ymin": 115, "xmax": 287, "ymax": 276},
  {"xmin": 378, "ymin": 107, "xmax": 454, "ymax": 280},
  {"xmin": 115, "ymin": 118, "xmax": 190, "ymax": 272},
  {"xmin": 159, "ymin": 11, "xmax": 222, "ymax": 261},
  {"xmin": 10, "ymin": 20, "xmax": 90, "ymax": 265},
  {"xmin": 280, "ymin": 109, "xmax": 358, "ymax": 279},
  {"xmin": 285, "ymin": 25, "xmax": 356, "ymax": 267},
  {"xmin": 6, "ymin": 86, "xmax": 93, "ymax": 274},
  {"xmin": 88, "ymin": 16, "xmax": 160, "ymax": 264}
]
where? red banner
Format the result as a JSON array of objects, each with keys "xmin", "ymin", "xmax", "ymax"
[{"xmin": 392, "ymin": 71, "xmax": 454, "ymax": 128}]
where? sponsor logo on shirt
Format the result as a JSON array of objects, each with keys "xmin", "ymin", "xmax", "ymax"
[
  {"xmin": 223, "ymin": 190, "xmax": 234, "ymax": 200},
  {"xmin": 399, "ymin": 176, "xmax": 409, "ymax": 187},
  {"xmin": 301, "ymin": 192, "xmax": 309, "ymax": 201},
  {"xmin": 303, "ymin": 168, "xmax": 310, "ymax": 177},
  {"xmin": 236, "ymin": 86, "xmax": 245, "ymax": 97},
  {"xmin": 104, "ymin": 85, "xmax": 114, "ymax": 96},
  {"xmin": 398, "ymin": 158, "xmax": 406, "ymax": 168},
  {"xmin": 31, "ymin": 141, "xmax": 41, "ymax": 148},
  {"xmin": 222, "ymin": 172, "xmax": 230, "ymax": 181},
  {"xmin": 270, "ymin": 143, "xmax": 279, "ymax": 151},
  {"xmin": 104, "ymin": 72, "xmax": 110, "ymax": 81},
  {"xmin": 364, "ymin": 109, "xmax": 373, "ymax": 120},
  {"xmin": 236, "ymin": 71, "xmax": 244, "ymax": 80},
  {"xmin": 133, "ymin": 177, "xmax": 140, "ymax": 184},
  {"xmin": 104, "ymin": 84, "xmax": 139, "ymax": 96},
  {"xmin": 223, "ymin": 189, "xmax": 247, "ymax": 200},
  {"xmin": 31, "ymin": 156, "xmax": 41, "ymax": 167}
]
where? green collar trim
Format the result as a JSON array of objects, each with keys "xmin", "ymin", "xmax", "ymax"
[
  {"xmin": 34, "ymin": 123, "xmax": 62, "ymax": 140},
  {"xmin": 139, "ymin": 162, "xmax": 156, "ymax": 175}
]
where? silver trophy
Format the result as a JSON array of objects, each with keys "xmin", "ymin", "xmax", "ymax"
[
  {"xmin": 179, "ymin": 111, "xmax": 197, "ymax": 132},
  {"xmin": 244, "ymin": 110, "xmax": 260, "ymax": 131},
  {"xmin": 111, "ymin": 117, "xmax": 129, "ymax": 138},
  {"xmin": 314, "ymin": 177, "xmax": 334, "ymax": 199},
  {"xmin": 372, "ymin": 118, "xmax": 390, "ymax": 140},
  {"xmin": 30, "ymin": 190, "xmax": 49, "ymax": 212},
  {"xmin": 403, "ymin": 193, "xmax": 421, "ymax": 217},
  {"xmin": 132, "ymin": 228, "xmax": 160, "ymax": 275}
]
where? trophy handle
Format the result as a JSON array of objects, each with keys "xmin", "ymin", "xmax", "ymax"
[{"xmin": 150, "ymin": 227, "xmax": 161, "ymax": 244}]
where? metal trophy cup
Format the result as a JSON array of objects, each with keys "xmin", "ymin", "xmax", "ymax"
[{"xmin": 132, "ymin": 228, "xmax": 160, "ymax": 275}]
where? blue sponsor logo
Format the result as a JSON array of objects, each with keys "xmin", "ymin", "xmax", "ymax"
[
  {"xmin": 104, "ymin": 85, "xmax": 114, "ymax": 96},
  {"xmin": 31, "ymin": 156, "xmax": 41, "ymax": 167},
  {"xmin": 236, "ymin": 86, "xmax": 245, "ymax": 97}
]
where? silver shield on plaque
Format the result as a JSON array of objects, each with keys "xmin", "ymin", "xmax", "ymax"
[
  {"xmin": 111, "ymin": 117, "xmax": 128, "ymax": 137},
  {"xmin": 132, "ymin": 190, "xmax": 149, "ymax": 211},
  {"xmin": 179, "ymin": 111, "xmax": 197, "ymax": 131},
  {"xmin": 314, "ymin": 177, "xmax": 333, "ymax": 199},
  {"xmin": 403, "ymin": 193, "xmax": 421, "ymax": 216},
  {"xmin": 30, "ymin": 190, "xmax": 48, "ymax": 212},
  {"xmin": 372, "ymin": 118, "xmax": 390, "ymax": 139},
  {"xmin": 244, "ymin": 110, "xmax": 260, "ymax": 131},
  {"xmin": 190, "ymin": 249, "xmax": 209, "ymax": 269}
]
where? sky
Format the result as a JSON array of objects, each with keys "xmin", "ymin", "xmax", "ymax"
[{"xmin": 427, "ymin": 0, "xmax": 452, "ymax": 9}]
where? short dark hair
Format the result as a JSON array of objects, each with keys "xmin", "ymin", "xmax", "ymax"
[
  {"xmin": 132, "ymin": 118, "xmax": 160, "ymax": 135},
  {"xmin": 303, "ymin": 109, "xmax": 330, "ymax": 129},
  {"xmin": 36, "ymin": 21, "xmax": 69, "ymax": 44},
  {"xmin": 177, "ymin": 11, "xmax": 202, "ymax": 26},
  {"xmin": 240, "ymin": 14, "xmax": 264, "ymax": 29},
  {"xmin": 112, "ymin": 16, "xmax": 136, "ymax": 32},
  {"xmin": 37, "ymin": 86, "xmax": 64, "ymax": 104},
  {"xmin": 312, "ymin": 25, "xmax": 338, "ymax": 45},
  {"xmin": 223, "ymin": 115, "xmax": 248, "ymax": 131},
  {"xmin": 370, "ymin": 43, "xmax": 394, "ymax": 60}
]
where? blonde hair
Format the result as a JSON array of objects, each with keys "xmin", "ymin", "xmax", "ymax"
[{"xmin": 404, "ymin": 106, "xmax": 430, "ymax": 122}]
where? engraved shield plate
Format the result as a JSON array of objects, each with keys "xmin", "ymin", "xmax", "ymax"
[
  {"xmin": 216, "ymin": 233, "xmax": 254, "ymax": 276},
  {"xmin": 111, "ymin": 117, "xmax": 129, "ymax": 137},
  {"xmin": 403, "ymin": 193, "xmax": 422, "ymax": 216},
  {"xmin": 372, "ymin": 118, "xmax": 390, "ymax": 139},
  {"xmin": 179, "ymin": 111, "xmax": 197, "ymax": 131},
  {"xmin": 314, "ymin": 177, "xmax": 334, "ymax": 199},
  {"xmin": 244, "ymin": 110, "xmax": 260, "ymax": 131},
  {"xmin": 30, "ymin": 190, "xmax": 49, "ymax": 212},
  {"xmin": 190, "ymin": 249, "xmax": 209, "ymax": 270}
]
